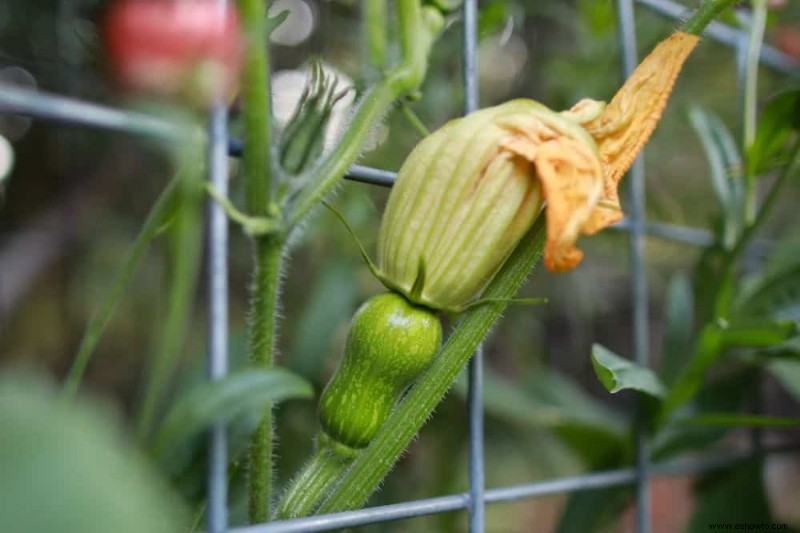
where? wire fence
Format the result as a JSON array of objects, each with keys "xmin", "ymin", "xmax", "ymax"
[{"xmin": 1, "ymin": 0, "xmax": 799, "ymax": 532}]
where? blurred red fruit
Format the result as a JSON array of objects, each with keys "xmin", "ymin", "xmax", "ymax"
[
  {"xmin": 105, "ymin": 0, "xmax": 243, "ymax": 107},
  {"xmin": 775, "ymin": 26, "xmax": 800, "ymax": 60}
]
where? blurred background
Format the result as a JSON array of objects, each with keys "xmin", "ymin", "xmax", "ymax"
[{"xmin": 1, "ymin": 0, "xmax": 800, "ymax": 531}]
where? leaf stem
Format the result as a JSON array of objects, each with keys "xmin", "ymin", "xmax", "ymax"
[
  {"xmin": 136, "ymin": 150, "xmax": 205, "ymax": 441},
  {"xmin": 714, "ymin": 141, "xmax": 800, "ymax": 318},
  {"xmin": 742, "ymin": 0, "xmax": 768, "ymax": 224},
  {"xmin": 679, "ymin": 0, "xmax": 739, "ymax": 36},
  {"xmin": 316, "ymin": 220, "xmax": 546, "ymax": 513},
  {"xmin": 63, "ymin": 178, "xmax": 180, "ymax": 399},
  {"xmin": 364, "ymin": 0, "xmax": 387, "ymax": 70}
]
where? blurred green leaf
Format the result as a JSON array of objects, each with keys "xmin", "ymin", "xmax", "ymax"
[
  {"xmin": 687, "ymin": 459, "xmax": 773, "ymax": 532},
  {"xmin": 478, "ymin": 1, "xmax": 511, "ymax": 41},
  {"xmin": 653, "ymin": 368, "xmax": 755, "ymax": 460},
  {"xmin": 290, "ymin": 259, "xmax": 358, "ymax": 381},
  {"xmin": 718, "ymin": 319, "xmax": 798, "ymax": 347},
  {"xmin": 735, "ymin": 263, "xmax": 800, "ymax": 320},
  {"xmin": 454, "ymin": 367, "xmax": 629, "ymax": 468},
  {"xmin": 0, "ymin": 375, "xmax": 187, "ymax": 533},
  {"xmin": 677, "ymin": 413, "xmax": 800, "ymax": 428},
  {"xmin": 688, "ymin": 106, "xmax": 743, "ymax": 247},
  {"xmin": 769, "ymin": 359, "xmax": 800, "ymax": 402},
  {"xmin": 557, "ymin": 486, "xmax": 632, "ymax": 533},
  {"xmin": 591, "ymin": 344, "xmax": 666, "ymax": 398},
  {"xmin": 64, "ymin": 178, "xmax": 180, "ymax": 399},
  {"xmin": 661, "ymin": 274, "xmax": 695, "ymax": 386},
  {"xmin": 152, "ymin": 368, "xmax": 313, "ymax": 466},
  {"xmin": 747, "ymin": 89, "xmax": 800, "ymax": 175}
]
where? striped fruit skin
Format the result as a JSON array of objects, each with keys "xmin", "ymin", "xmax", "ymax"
[{"xmin": 319, "ymin": 293, "xmax": 441, "ymax": 449}]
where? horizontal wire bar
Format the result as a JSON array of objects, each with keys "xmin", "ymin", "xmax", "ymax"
[
  {"xmin": 637, "ymin": 0, "xmax": 800, "ymax": 77},
  {"xmin": 0, "ymin": 83, "xmax": 185, "ymax": 140},
  {"xmin": 229, "ymin": 440, "xmax": 800, "ymax": 533}
]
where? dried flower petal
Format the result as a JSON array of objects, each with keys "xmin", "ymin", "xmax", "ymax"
[{"xmin": 570, "ymin": 32, "xmax": 699, "ymax": 229}]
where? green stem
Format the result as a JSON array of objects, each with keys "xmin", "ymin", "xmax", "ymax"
[
  {"xmin": 63, "ymin": 178, "xmax": 180, "ymax": 400},
  {"xmin": 316, "ymin": 219, "xmax": 546, "ymax": 513},
  {"xmin": 288, "ymin": 0, "xmax": 438, "ymax": 228},
  {"xmin": 398, "ymin": 100, "xmax": 431, "ymax": 138},
  {"xmin": 238, "ymin": 0, "xmax": 273, "ymax": 216},
  {"xmin": 136, "ymin": 154, "xmax": 205, "ymax": 442},
  {"xmin": 274, "ymin": 435, "xmax": 356, "ymax": 519},
  {"xmin": 237, "ymin": 0, "xmax": 280, "ymax": 521},
  {"xmin": 247, "ymin": 237, "xmax": 283, "ymax": 523},
  {"xmin": 365, "ymin": 0, "xmax": 387, "ymax": 70},
  {"xmin": 679, "ymin": 0, "xmax": 739, "ymax": 36},
  {"xmin": 742, "ymin": 0, "xmax": 768, "ymax": 224},
  {"xmin": 714, "ymin": 141, "xmax": 800, "ymax": 318}
]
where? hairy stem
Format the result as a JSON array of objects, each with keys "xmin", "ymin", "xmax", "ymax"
[
  {"xmin": 237, "ymin": 0, "xmax": 280, "ymax": 521},
  {"xmin": 679, "ymin": 0, "xmax": 739, "ymax": 36},
  {"xmin": 247, "ymin": 237, "xmax": 283, "ymax": 522},
  {"xmin": 274, "ymin": 436, "xmax": 356, "ymax": 519},
  {"xmin": 238, "ymin": 0, "xmax": 272, "ymax": 216}
]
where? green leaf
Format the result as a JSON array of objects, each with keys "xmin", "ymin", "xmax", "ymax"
[
  {"xmin": 455, "ymin": 367, "xmax": 629, "ymax": 468},
  {"xmin": 747, "ymin": 89, "xmax": 800, "ymax": 175},
  {"xmin": 688, "ymin": 459, "xmax": 773, "ymax": 532},
  {"xmin": 591, "ymin": 344, "xmax": 666, "ymax": 398},
  {"xmin": 558, "ymin": 486, "xmax": 632, "ymax": 533},
  {"xmin": 688, "ymin": 106, "xmax": 743, "ymax": 247},
  {"xmin": 653, "ymin": 369, "xmax": 756, "ymax": 460},
  {"xmin": 718, "ymin": 318, "xmax": 798, "ymax": 347},
  {"xmin": 0, "ymin": 375, "xmax": 187, "ymax": 533},
  {"xmin": 478, "ymin": 1, "xmax": 511, "ymax": 41},
  {"xmin": 735, "ymin": 263, "xmax": 800, "ymax": 320},
  {"xmin": 769, "ymin": 359, "xmax": 800, "ymax": 402},
  {"xmin": 661, "ymin": 274, "xmax": 695, "ymax": 385},
  {"xmin": 677, "ymin": 413, "xmax": 800, "ymax": 428},
  {"xmin": 152, "ymin": 368, "xmax": 313, "ymax": 465}
]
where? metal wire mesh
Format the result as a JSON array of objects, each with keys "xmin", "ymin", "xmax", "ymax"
[{"xmin": 1, "ymin": 1, "xmax": 799, "ymax": 532}]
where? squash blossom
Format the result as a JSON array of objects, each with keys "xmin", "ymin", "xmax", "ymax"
[{"xmin": 377, "ymin": 32, "xmax": 698, "ymax": 311}]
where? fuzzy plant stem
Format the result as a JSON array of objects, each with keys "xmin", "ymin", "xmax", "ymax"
[
  {"xmin": 237, "ymin": 0, "xmax": 279, "ymax": 522},
  {"xmin": 679, "ymin": 0, "xmax": 739, "ymax": 36},
  {"xmin": 274, "ymin": 436, "xmax": 356, "ymax": 519}
]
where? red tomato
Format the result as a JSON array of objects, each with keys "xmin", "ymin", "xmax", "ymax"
[{"xmin": 105, "ymin": 0, "xmax": 243, "ymax": 107}]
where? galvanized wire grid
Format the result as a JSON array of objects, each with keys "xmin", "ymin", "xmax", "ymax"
[{"xmin": 1, "ymin": 0, "xmax": 799, "ymax": 532}]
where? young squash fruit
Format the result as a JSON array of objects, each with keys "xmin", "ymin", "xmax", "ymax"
[{"xmin": 319, "ymin": 292, "xmax": 441, "ymax": 449}]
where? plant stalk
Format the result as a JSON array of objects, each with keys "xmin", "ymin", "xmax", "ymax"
[{"xmin": 679, "ymin": 0, "xmax": 739, "ymax": 36}]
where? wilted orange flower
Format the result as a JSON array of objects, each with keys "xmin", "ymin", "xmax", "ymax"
[{"xmin": 376, "ymin": 31, "xmax": 699, "ymax": 311}]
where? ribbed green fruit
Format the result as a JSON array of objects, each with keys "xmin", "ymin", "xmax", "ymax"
[{"xmin": 319, "ymin": 292, "xmax": 441, "ymax": 449}]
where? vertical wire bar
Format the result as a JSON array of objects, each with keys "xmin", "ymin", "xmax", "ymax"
[
  {"xmin": 615, "ymin": 2, "xmax": 651, "ymax": 533},
  {"xmin": 463, "ymin": 1, "xmax": 484, "ymax": 532},
  {"xmin": 207, "ymin": 101, "xmax": 230, "ymax": 533},
  {"xmin": 206, "ymin": 3, "xmax": 232, "ymax": 530}
]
